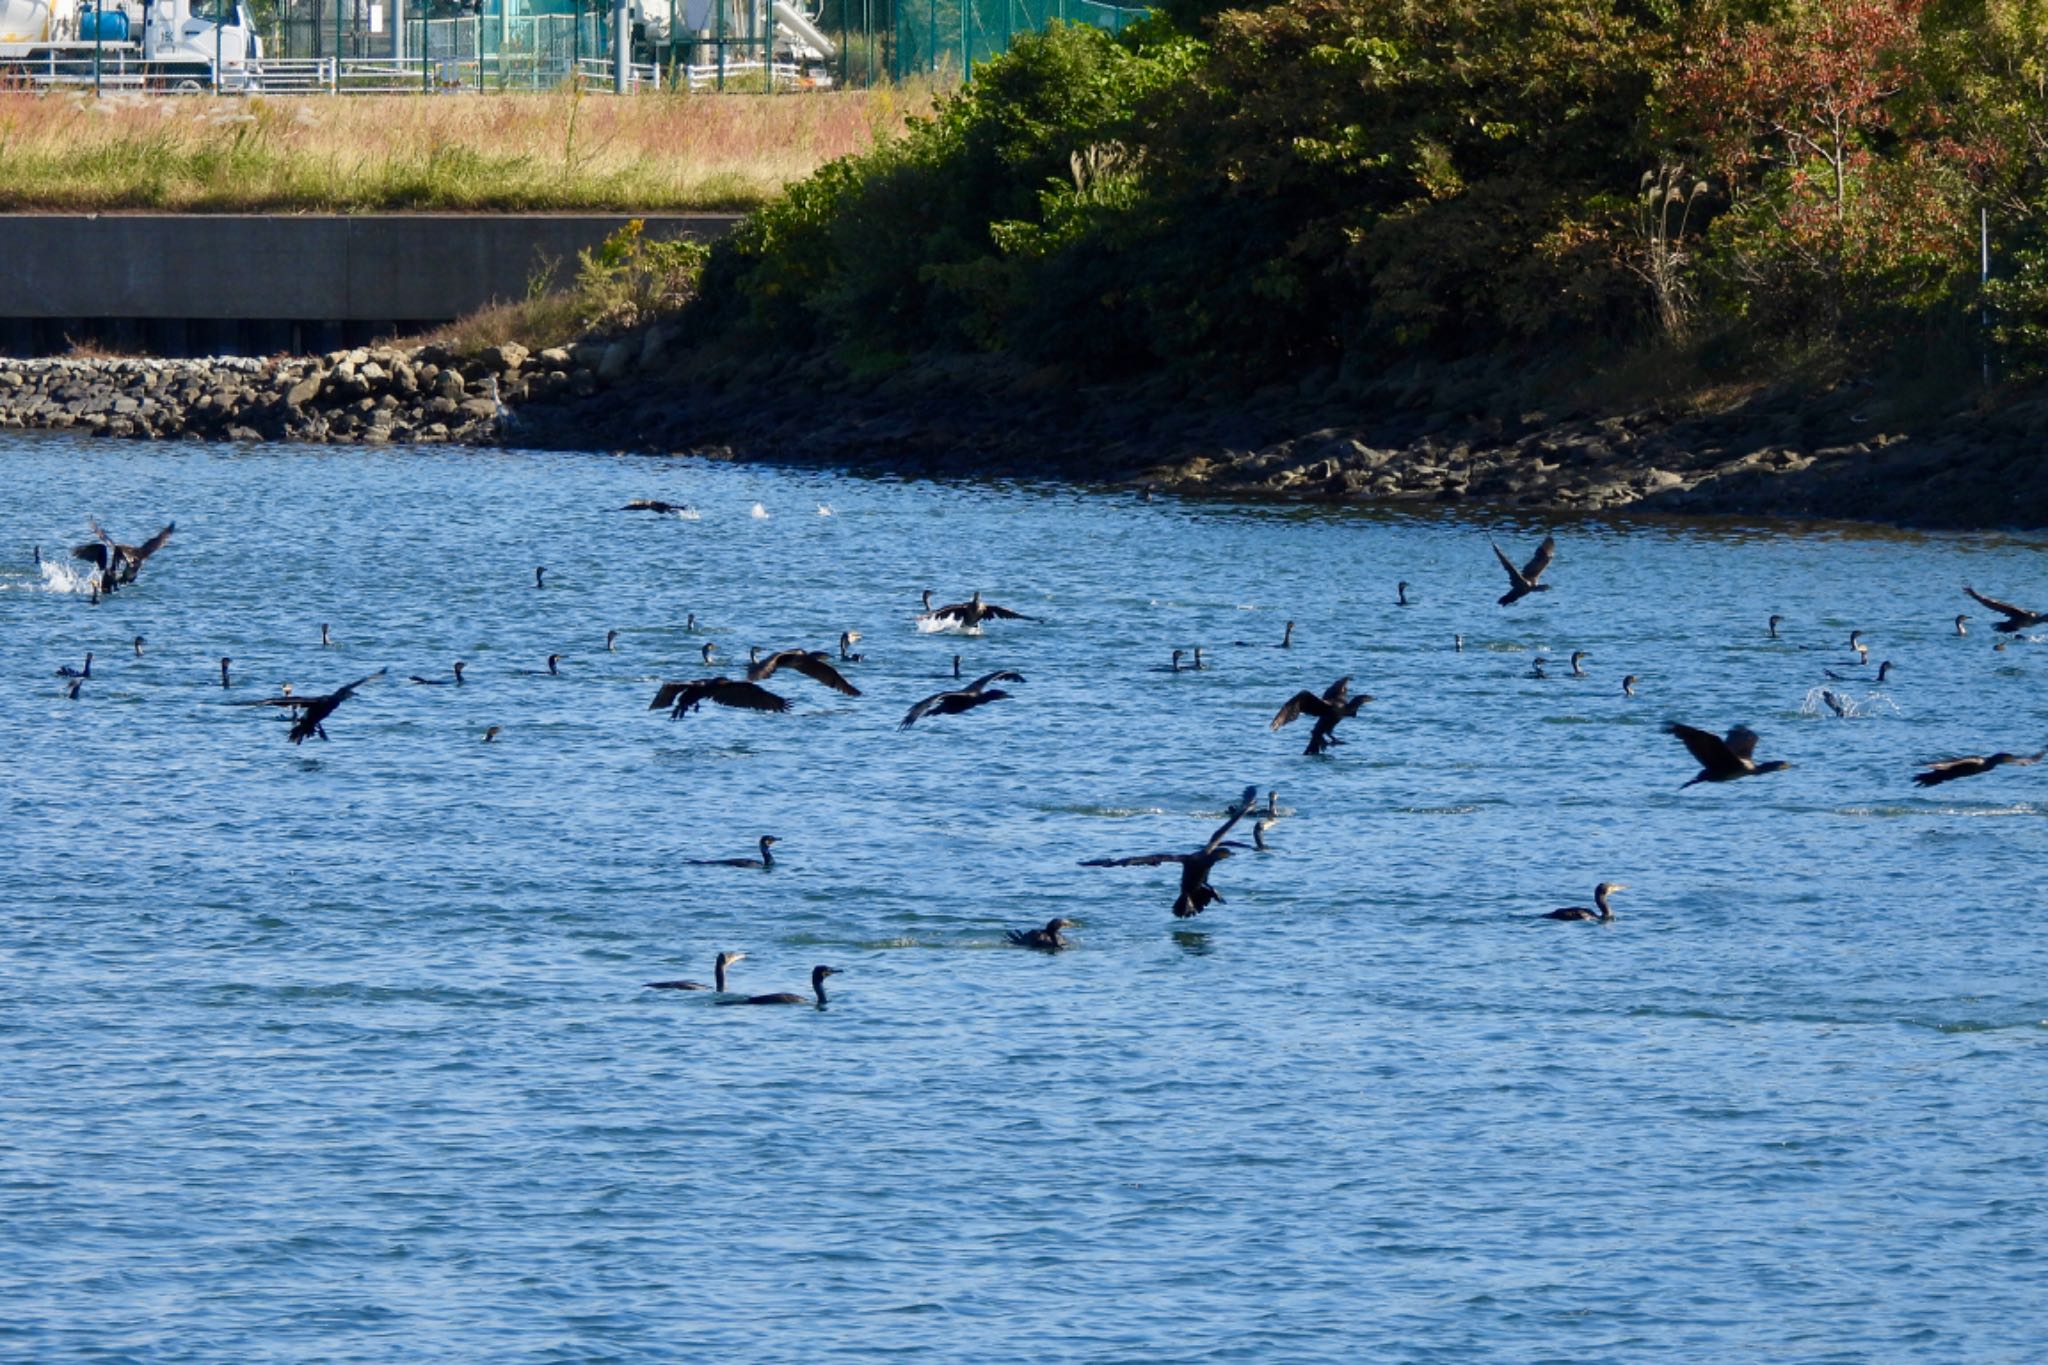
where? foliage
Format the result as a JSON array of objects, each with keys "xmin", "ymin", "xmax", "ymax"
[{"xmin": 574, "ymin": 220, "xmax": 713, "ymax": 334}]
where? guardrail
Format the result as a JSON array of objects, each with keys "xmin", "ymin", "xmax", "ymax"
[{"xmin": 2, "ymin": 50, "xmax": 830, "ymax": 94}]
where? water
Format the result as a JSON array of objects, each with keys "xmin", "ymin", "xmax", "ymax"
[{"xmin": 4, "ymin": 436, "xmax": 2046, "ymax": 1361}]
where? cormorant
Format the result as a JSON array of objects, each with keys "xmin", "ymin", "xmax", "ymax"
[
  {"xmin": 747, "ymin": 649, "xmax": 861, "ymax": 696},
  {"xmin": 1622, "ymin": 674, "xmax": 1638, "ymax": 697},
  {"xmin": 920, "ymin": 590, "xmax": 1037, "ymax": 630},
  {"xmin": 534, "ymin": 566, "xmax": 546, "ymax": 589},
  {"xmin": 1667, "ymin": 722, "xmax": 1793, "ymax": 786},
  {"xmin": 1280, "ymin": 621, "xmax": 1295, "ymax": 649},
  {"xmin": 66, "ymin": 678, "xmax": 82, "ymax": 700},
  {"xmin": 71, "ymin": 518, "xmax": 174, "ymax": 586},
  {"xmin": 950, "ymin": 654, "xmax": 963, "ymax": 679},
  {"xmin": 717, "ymin": 964, "xmax": 840, "ymax": 1007},
  {"xmin": 619, "ymin": 499, "xmax": 693, "ymax": 514},
  {"xmin": 219, "ymin": 657, "xmax": 232, "ymax": 689},
  {"xmin": 1270, "ymin": 676, "xmax": 1372, "ymax": 755},
  {"xmin": 1569, "ymin": 651, "xmax": 1590, "ymax": 678},
  {"xmin": 1250, "ymin": 790, "xmax": 1280, "ymax": 851},
  {"xmin": 1820, "ymin": 690, "xmax": 1849, "ymax": 717},
  {"xmin": 409, "ymin": 661, "xmax": 466, "ymax": 686},
  {"xmin": 647, "ymin": 950, "xmax": 746, "ymax": 990},
  {"xmin": 244, "ymin": 669, "xmax": 387, "ymax": 744},
  {"xmin": 900, "ymin": 670, "xmax": 1024, "ymax": 729},
  {"xmin": 1543, "ymin": 883, "xmax": 1627, "ymax": 922},
  {"xmin": 1158, "ymin": 649, "xmax": 1187, "ymax": 673},
  {"xmin": 1963, "ymin": 584, "xmax": 2048, "ymax": 633},
  {"xmin": 482, "ymin": 725, "xmax": 501, "ymax": 743},
  {"xmin": 132, "ymin": 636, "xmax": 145, "ymax": 657},
  {"xmin": 839, "ymin": 632, "xmax": 864, "ymax": 663},
  {"xmin": 1529, "ymin": 658, "xmax": 1549, "ymax": 680},
  {"xmin": 1912, "ymin": 749, "xmax": 2046, "ymax": 787},
  {"xmin": 320, "ymin": 623, "xmax": 332, "ymax": 648},
  {"xmin": 688, "ymin": 835, "xmax": 780, "ymax": 869},
  {"xmin": 1081, "ymin": 785, "xmax": 1258, "ymax": 918},
  {"xmin": 1491, "ymin": 534, "xmax": 1556, "ymax": 606},
  {"xmin": 1955, "ymin": 614, "xmax": 1971, "ymax": 637},
  {"xmin": 686, "ymin": 613, "xmax": 699, "ymax": 633},
  {"xmin": 1768, "ymin": 614, "xmax": 1783, "ymax": 639},
  {"xmin": 546, "ymin": 654, "xmax": 562, "ymax": 676},
  {"xmin": 1396, "ymin": 582, "xmax": 1412, "ymax": 607},
  {"xmin": 55, "ymin": 652, "xmax": 91, "ymax": 678},
  {"xmin": 649, "ymin": 677, "xmax": 789, "ymax": 720},
  {"xmin": 607, "ymin": 630, "xmax": 619, "ymax": 653},
  {"xmin": 1191, "ymin": 647, "xmax": 1207, "ymax": 671},
  {"xmin": 1006, "ymin": 918, "xmax": 1073, "ymax": 951},
  {"xmin": 700, "ymin": 642, "xmax": 718, "ymax": 666},
  {"xmin": 1876, "ymin": 660, "xmax": 1894, "ymax": 684},
  {"xmin": 1454, "ymin": 634, "xmax": 1464, "ymax": 653}
]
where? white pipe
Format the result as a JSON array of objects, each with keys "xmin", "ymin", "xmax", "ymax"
[{"xmin": 770, "ymin": 0, "xmax": 828, "ymax": 57}]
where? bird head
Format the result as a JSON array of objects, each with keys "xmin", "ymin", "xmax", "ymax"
[
  {"xmin": 760, "ymin": 835, "xmax": 781, "ymax": 847},
  {"xmin": 1048, "ymin": 918, "xmax": 1074, "ymax": 932},
  {"xmin": 1596, "ymin": 883, "xmax": 1629, "ymax": 897},
  {"xmin": 454, "ymin": 661, "xmax": 467, "ymax": 679},
  {"xmin": 718, "ymin": 951, "xmax": 747, "ymax": 967},
  {"xmin": 813, "ymin": 965, "xmax": 842, "ymax": 981}
]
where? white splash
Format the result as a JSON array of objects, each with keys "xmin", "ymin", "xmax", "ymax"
[
  {"xmin": 675, "ymin": 506, "xmax": 701, "ymax": 520},
  {"xmin": 915, "ymin": 616, "xmax": 982, "ymax": 636},
  {"xmin": 39, "ymin": 559, "xmax": 95, "ymax": 594},
  {"xmin": 750, "ymin": 503, "xmax": 770, "ymax": 519},
  {"xmin": 816, "ymin": 504, "xmax": 835, "ymax": 517}
]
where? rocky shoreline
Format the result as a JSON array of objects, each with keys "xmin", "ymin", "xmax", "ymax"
[{"xmin": 4, "ymin": 339, "xmax": 2045, "ymax": 531}]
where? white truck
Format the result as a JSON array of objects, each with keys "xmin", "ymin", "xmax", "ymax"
[{"xmin": 0, "ymin": 0, "xmax": 260, "ymax": 88}]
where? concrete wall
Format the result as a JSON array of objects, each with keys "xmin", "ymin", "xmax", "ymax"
[{"xmin": 0, "ymin": 212, "xmax": 740, "ymax": 355}]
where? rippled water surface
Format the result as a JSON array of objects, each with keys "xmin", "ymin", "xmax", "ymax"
[{"xmin": 5, "ymin": 435, "xmax": 2047, "ymax": 1361}]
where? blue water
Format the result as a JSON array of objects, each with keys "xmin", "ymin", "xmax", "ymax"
[{"xmin": 4, "ymin": 436, "xmax": 2046, "ymax": 1361}]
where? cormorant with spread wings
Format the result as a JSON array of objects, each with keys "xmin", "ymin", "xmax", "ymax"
[
  {"xmin": 899, "ymin": 670, "xmax": 1024, "ymax": 729},
  {"xmin": 1912, "ymin": 749, "xmax": 2046, "ymax": 788},
  {"xmin": 1080, "ymin": 785, "xmax": 1259, "ymax": 918},
  {"xmin": 919, "ymin": 590, "xmax": 1038, "ymax": 629},
  {"xmin": 1270, "ymin": 676, "xmax": 1373, "ymax": 756},
  {"xmin": 1666, "ymin": 722, "xmax": 1792, "ymax": 787},
  {"xmin": 234, "ymin": 669, "xmax": 386, "ymax": 744},
  {"xmin": 649, "ymin": 677, "xmax": 789, "ymax": 720},
  {"xmin": 1491, "ymin": 534, "xmax": 1556, "ymax": 606},
  {"xmin": 72, "ymin": 518, "xmax": 175, "ymax": 589},
  {"xmin": 745, "ymin": 648, "xmax": 861, "ymax": 696},
  {"xmin": 1963, "ymin": 584, "xmax": 2048, "ymax": 634}
]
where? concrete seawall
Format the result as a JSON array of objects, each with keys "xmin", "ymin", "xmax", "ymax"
[{"xmin": 0, "ymin": 212, "xmax": 741, "ymax": 357}]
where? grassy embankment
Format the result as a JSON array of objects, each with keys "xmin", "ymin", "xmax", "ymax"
[{"xmin": 0, "ymin": 86, "xmax": 918, "ymax": 213}]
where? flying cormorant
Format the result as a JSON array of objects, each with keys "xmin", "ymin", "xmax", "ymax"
[
  {"xmin": 1912, "ymin": 749, "xmax": 2046, "ymax": 787},
  {"xmin": 649, "ymin": 677, "xmax": 789, "ymax": 720},
  {"xmin": 1270, "ymin": 676, "xmax": 1372, "ymax": 756},
  {"xmin": 1666, "ymin": 722, "xmax": 1793, "ymax": 787},
  {"xmin": 1491, "ymin": 534, "xmax": 1556, "ymax": 606},
  {"xmin": 900, "ymin": 670, "xmax": 1024, "ymax": 729},
  {"xmin": 746, "ymin": 649, "xmax": 861, "ymax": 696},
  {"xmin": 1080, "ymin": 785, "xmax": 1258, "ymax": 918},
  {"xmin": 1963, "ymin": 584, "xmax": 2048, "ymax": 633}
]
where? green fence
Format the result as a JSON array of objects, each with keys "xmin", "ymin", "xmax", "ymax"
[{"xmin": 890, "ymin": 0, "xmax": 1140, "ymax": 79}]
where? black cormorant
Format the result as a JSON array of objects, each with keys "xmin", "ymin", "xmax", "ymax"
[
  {"xmin": 242, "ymin": 669, "xmax": 386, "ymax": 744},
  {"xmin": 920, "ymin": 591, "xmax": 1037, "ymax": 629},
  {"xmin": 1622, "ymin": 674, "xmax": 1638, "ymax": 697},
  {"xmin": 546, "ymin": 654, "xmax": 563, "ymax": 676},
  {"xmin": 72, "ymin": 518, "xmax": 174, "ymax": 586},
  {"xmin": 1396, "ymin": 582, "xmax": 1412, "ymax": 606},
  {"xmin": 647, "ymin": 950, "xmax": 746, "ymax": 990},
  {"xmin": 1963, "ymin": 584, "xmax": 2048, "ymax": 633},
  {"xmin": 320, "ymin": 623, "xmax": 332, "ymax": 648},
  {"xmin": 55, "ymin": 652, "xmax": 91, "ymax": 678},
  {"xmin": 132, "ymin": 636, "xmax": 145, "ymax": 657},
  {"xmin": 1279, "ymin": 621, "xmax": 1295, "ymax": 649},
  {"xmin": 607, "ymin": 630, "xmax": 619, "ymax": 653},
  {"xmin": 1913, "ymin": 749, "xmax": 2046, "ymax": 787},
  {"xmin": 839, "ymin": 632, "xmax": 864, "ymax": 663},
  {"xmin": 1529, "ymin": 658, "xmax": 1549, "ymax": 680},
  {"xmin": 900, "ymin": 670, "xmax": 1024, "ymax": 729},
  {"xmin": 1080, "ymin": 785, "xmax": 1258, "ymax": 918},
  {"xmin": 1667, "ymin": 722, "xmax": 1792, "ymax": 787},
  {"xmin": 687, "ymin": 835, "xmax": 780, "ymax": 869},
  {"xmin": 1569, "ymin": 651, "xmax": 1590, "ymax": 677},
  {"xmin": 1955, "ymin": 614, "xmax": 1971, "ymax": 637},
  {"xmin": 1543, "ymin": 883, "xmax": 1627, "ymax": 922},
  {"xmin": 747, "ymin": 649, "xmax": 861, "ymax": 696},
  {"xmin": 619, "ymin": 499, "xmax": 693, "ymax": 514},
  {"xmin": 1768, "ymin": 614, "xmax": 1783, "ymax": 639},
  {"xmin": 482, "ymin": 725, "xmax": 501, "ymax": 743},
  {"xmin": 717, "ymin": 964, "xmax": 840, "ymax": 1006},
  {"xmin": 410, "ymin": 661, "xmax": 466, "ymax": 686},
  {"xmin": 1271, "ymin": 676, "xmax": 1372, "ymax": 755},
  {"xmin": 1491, "ymin": 534, "xmax": 1556, "ymax": 606},
  {"xmin": 649, "ymin": 677, "xmax": 789, "ymax": 719},
  {"xmin": 1006, "ymin": 918, "xmax": 1073, "ymax": 951},
  {"xmin": 220, "ymin": 657, "xmax": 232, "ymax": 689}
]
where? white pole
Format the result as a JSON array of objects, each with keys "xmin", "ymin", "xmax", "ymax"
[{"xmin": 613, "ymin": 0, "xmax": 627, "ymax": 88}]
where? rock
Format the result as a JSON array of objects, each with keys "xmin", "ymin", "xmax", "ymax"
[
  {"xmin": 1640, "ymin": 468, "xmax": 1686, "ymax": 493},
  {"xmin": 536, "ymin": 347, "xmax": 573, "ymax": 368},
  {"xmin": 285, "ymin": 372, "xmax": 324, "ymax": 409},
  {"xmin": 483, "ymin": 342, "xmax": 528, "ymax": 374},
  {"xmin": 598, "ymin": 341, "xmax": 633, "ymax": 383}
]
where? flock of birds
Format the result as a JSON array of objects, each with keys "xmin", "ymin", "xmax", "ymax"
[{"xmin": 36, "ymin": 516, "xmax": 2048, "ymax": 1007}]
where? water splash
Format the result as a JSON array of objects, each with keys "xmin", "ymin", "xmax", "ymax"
[
  {"xmin": 916, "ymin": 616, "xmax": 981, "ymax": 635},
  {"xmin": 38, "ymin": 559, "xmax": 95, "ymax": 594},
  {"xmin": 1801, "ymin": 686, "xmax": 1900, "ymax": 719},
  {"xmin": 750, "ymin": 503, "xmax": 770, "ymax": 519}
]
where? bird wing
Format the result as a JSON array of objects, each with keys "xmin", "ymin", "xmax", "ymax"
[
  {"xmin": 1722, "ymin": 726, "xmax": 1761, "ymax": 760},
  {"xmin": 978, "ymin": 602, "xmax": 1033, "ymax": 620},
  {"xmin": 1270, "ymin": 690, "xmax": 1332, "ymax": 730},
  {"xmin": 1320, "ymin": 675, "xmax": 1352, "ymax": 704},
  {"xmin": 966, "ymin": 670, "xmax": 1025, "ymax": 692},
  {"xmin": 703, "ymin": 680, "xmax": 789, "ymax": 713},
  {"xmin": 927, "ymin": 600, "xmax": 973, "ymax": 620},
  {"xmin": 1964, "ymin": 584, "xmax": 2033, "ymax": 621},
  {"xmin": 744, "ymin": 650, "xmax": 791, "ymax": 682},
  {"xmin": 70, "ymin": 541, "xmax": 110, "ymax": 569},
  {"xmin": 649, "ymin": 681, "xmax": 695, "ymax": 711},
  {"xmin": 783, "ymin": 652, "xmax": 861, "ymax": 696},
  {"xmin": 1521, "ymin": 535, "xmax": 1557, "ymax": 584},
  {"xmin": 1667, "ymin": 722, "xmax": 1736, "ymax": 769},
  {"xmin": 131, "ymin": 522, "xmax": 174, "ymax": 563},
  {"xmin": 1201, "ymin": 785, "xmax": 1260, "ymax": 854},
  {"xmin": 1079, "ymin": 852, "xmax": 1189, "ymax": 868},
  {"xmin": 229, "ymin": 695, "xmax": 306, "ymax": 708},
  {"xmin": 2016, "ymin": 750, "xmax": 2048, "ymax": 766},
  {"xmin": 898, "ymin": 690, "xmax": 953, "ymax": 729},
  {"xmin": 1491, "ymin": 539, "xmax": 1528, "ymax": 588}
]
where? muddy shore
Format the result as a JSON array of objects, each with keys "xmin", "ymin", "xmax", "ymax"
[{"xmin": 5, "ymin": 339, "xmax": 2044, "ymax": 531}]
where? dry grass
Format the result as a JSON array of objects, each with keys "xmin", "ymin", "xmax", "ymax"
[{"xmin": 0, "ymin": 85, "xmax": 925, "ymax": 212}]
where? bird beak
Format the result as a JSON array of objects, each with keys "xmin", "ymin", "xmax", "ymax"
[{"xmin": 1610, "ymin": 884, "xmax": 1630, "ymax": 892}]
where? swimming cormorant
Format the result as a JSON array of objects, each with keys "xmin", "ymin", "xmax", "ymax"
[
  {"xmin": 1279, "ymin": 621, "xmax": 1295, "ymax": 649},
  {"xmin": 1080, "ymin": 785, "xmax": 1258, "ymax": 918},
  {"xmin": 1820, "ymin": 690, "xmax": 1849, "ymax": 717},
  {"xmin": 535, "ymin": 566, "xmax": 546, "ymax": 589},
  {"xmin": 1666, "ymin": 722, "xmax": 1792, "ymax": 787},
  {"xmin": 746, "ymin": 649, "xmax": 861, "ymax": 696},
  {"xmin": 619, "ymin": 499, "xmax": 693, "ymax": 514},
  {"xmin": 716, "ymin": 964, "xmax": 840, "ymax": 1006},
  {"xmin": 688, "ymin": 835, "xmax": 780, "ymax": 868},
  {"xmin": 1543, "ymin": 883, "xmax": 1627, "ymax": 922},
  {"xmin": 1876, "ymin": 660, "xmax": 1894, "ymax": 684},
  {"xmin": 1768, "ymin": 614, "xmax": 1783, "ymax": 639},
  {"xmin": 839, "ymin": 632, "xmax": 864, "ymax": 663},
  {"xmin": 1912, "ymin": 749, "xmax": 2046, "ymax": 787},
  {"xmin": 1250, "ymin": 790, "xmax": 1280, "ymax": 850},
  {"xmin": 607, "ymin": 630, "xmax": 619, "ymax": 653},
  {"xmin": 320, "ymin": 623, "xmax": 332, "ymax": 648},
  {"xmin": 700, "ymin": 642, "xmax": 719, "ymax": 666},
  {"xmin": 1529, "ymin": 658, "xmax": 1549, "ymax": 680},
  {"xmin": 920, "ymin": 590, "xmax": 1037, "ymax": 629},
  {"xmin": 900, "ymin": 670, "xmax": 1024, "ymax": 729},
  {"xmin": 1955, "ymin": 614, "xmax": 1971, "ymax": 636},
  {"xmin": 482, "ymin": 725, "xmax": 501, "ymax": 743},
  {"xmin": 649, "ymin": 677, "xmax": 789, "ymax": 719},
  {"xmin": 647, "ymin": 950, "xmax": 747, "ymax": 990},
  {"xmin": 546, "ymin": 654, "xmax": 563, "ymax": 676},
  {"xmin": 409, "ymin": 661, "xmax": 466, "ymax": 686},
  {"xmin": 1963, "ymin": 584, "xmax": 2048, "ymax": 633},
  {"xmin": 55, "ymin": 652, "xmax": 91, "ymax": 678},
  {"xmin": 1622, "ymin": 674, "xmax": 1639, "ymax": 698},
  {"xmin": 1491, "ymin": 534, "xmax": 1556, "ymax": 606},
  {"xmin": 132, "ymin": 636, "xmax": 145, "ymax": 657},
  {"xmin": 1396, "ymin": 582, "xmax": 1412, "ymax": 606},
  {"xmin": 219, "ymin": 657, "xmax": 232, "ymax": 689},
  {"xmin": 1159, "ymin": 649, "xmax": 1187, "ymax": 673},
  {"xmin": 1454, "ymin": 634, "xmax": 1464, "ymax": 652},
  {"xmin": 66, "ymin": 678, "xmax": 82, "ymax": 700},
  {"xmin": 1270, "ymin": 676, "xmax": 1372, "ymax": 755},
  {"xmin": 1006, "ymin": 918, "xmax": 1073, "ymax": 951},
  {"xmin": 1569, "ymin": 651, "xmax": 1590, "ymax": 678}
]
